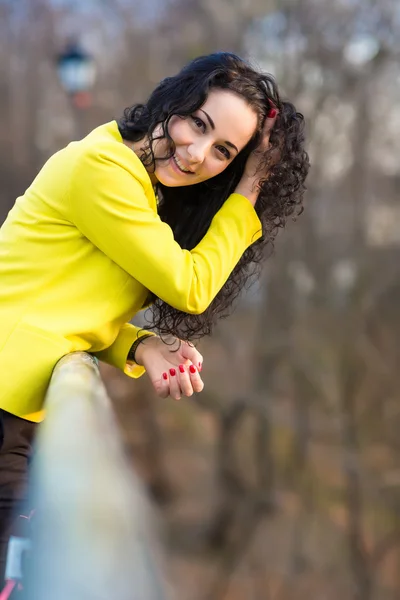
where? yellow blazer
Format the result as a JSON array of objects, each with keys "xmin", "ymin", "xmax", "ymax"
[{"xmin": 0, "ymin": 121, "xmax": 262, "ymax": 422}]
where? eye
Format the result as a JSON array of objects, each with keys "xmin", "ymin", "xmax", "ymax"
[
  {"xmin": 216, "ymin": 145, "xmax": 231, "ymax": 159},
  {"xmin": 191, "ymin": 115, "xmax": 206, "ymax": 131}
]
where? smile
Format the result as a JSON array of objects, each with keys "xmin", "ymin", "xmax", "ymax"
[{"xmin": 172, "ymin": 155, "xmax": 195, "ymax": 174}]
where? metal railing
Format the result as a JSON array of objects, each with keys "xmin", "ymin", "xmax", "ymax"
[{"xmin": 23, "ymin": 352, "xmax": 169, "ymax": 600}]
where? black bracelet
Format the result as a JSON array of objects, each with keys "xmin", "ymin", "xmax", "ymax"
[{"xmin": 127, "ymin": 334, "xmax": 154, "ymax": 365}]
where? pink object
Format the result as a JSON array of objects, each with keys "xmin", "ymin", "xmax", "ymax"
[{"xmin": 0, "ymin": 580, "xmax": 17, "ymax": 600}]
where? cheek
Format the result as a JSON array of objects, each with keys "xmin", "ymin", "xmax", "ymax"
[
  {"xmin": 210, "ymin": 157, "xmax": 231, "ymax": 175},
  {"xmin": 167, "ymin": 116, "xmax": 179, "ymax": 140},
  {"xmin": 151, "ymin": 123, "xmax": 167, "ymax": 156},
  {"xmin": 198, "ymin": 159, "xmax": 229, "ymax": 182},
  {"xmin": 152, "ymin": 137, "xmax": 167, "ymax": 158},
  {"xmin": 168, "ymin": 117, "xmax": 193, "ymax": 144},
  {"xmin": 211, "ymin": 164, "xmax": 227, "ymax": 177}
]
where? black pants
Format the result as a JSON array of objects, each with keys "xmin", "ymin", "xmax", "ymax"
[{"xmin": 0, "ymin": 411, "xmax": 37, "ymax": 586}]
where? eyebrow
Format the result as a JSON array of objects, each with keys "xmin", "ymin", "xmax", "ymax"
[{"xmin": 199, "ymin": 109, "xmax": 239, "ymax": 154}]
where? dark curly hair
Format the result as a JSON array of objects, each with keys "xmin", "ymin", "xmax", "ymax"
[{"xmin": 118, "ymin": 52, "xmax": 310, "ymax": 340}]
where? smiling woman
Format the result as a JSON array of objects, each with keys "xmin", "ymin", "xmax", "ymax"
[
  {"xmin": 118, "ymin": 52, "xmax": 309, "ymax": 342},
  {"xmin": 0, "ymin": 51, "xmax": 309, "ymax": 584},
  {"xmin": 136, "ymin": 90, "xmax": 258, "ymax": 186}
]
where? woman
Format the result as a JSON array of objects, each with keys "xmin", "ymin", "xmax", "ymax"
[{"xmin": 0, "ymin": 52, "xmax": 309, "ymax": 580}]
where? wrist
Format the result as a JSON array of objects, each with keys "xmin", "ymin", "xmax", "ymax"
[
  {"xmin": 128, "ymin": 334, "xmax": 157, "ymax": 366},
  {"xmin": 234, "ymin": 179, "xmax": 259, "ymax": 207}
]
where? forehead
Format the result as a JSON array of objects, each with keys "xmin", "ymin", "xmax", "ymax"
[{"xmin": 200, "ymin": 89, "xmax": 258, "ymax": 149}]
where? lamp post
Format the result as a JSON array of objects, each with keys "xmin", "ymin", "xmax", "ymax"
[{"xmin": 56, "ymin": 43, "xmax": 96, "ymax": 137}]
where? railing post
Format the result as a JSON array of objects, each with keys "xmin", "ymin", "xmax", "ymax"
[{"xmin": 23, "ymin": 352, "xmax": 169, "ymax": 600}]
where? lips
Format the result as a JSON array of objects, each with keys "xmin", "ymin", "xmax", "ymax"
[{"xmin": 173, "ymin": 154, "xmax": 194, "ymax": 174}]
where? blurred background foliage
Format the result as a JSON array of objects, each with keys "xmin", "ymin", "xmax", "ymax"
[{"xmin": 1, "ymin": 0, "xmax": 400, "ymax": 598}]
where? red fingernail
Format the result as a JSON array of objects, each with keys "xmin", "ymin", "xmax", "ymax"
[
  {"xmin": 189, "ymin": 365, "xmax": 196, "ymax": 374},
  {"xmin": 198, "ymin": 362, "xmax": 202, "ymax": 371},
  {"xmin": 268, "ymin": 108, "xmax": 277, "ymax": 118},
  {"xmin": 169, "ymin": 368, "xmax": 176, "ymax": 376},
  {"xmin": 162, "ymin": 372, "xmax": 168, "ymax": 380},
  {"xmin": 179, "ymin": 364, "xmax": 185, "ymax": 373}
]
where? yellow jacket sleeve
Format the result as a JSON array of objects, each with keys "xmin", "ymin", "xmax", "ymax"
[
  {"xmin": 93, "ymin": 323, "xmax": 156, "ymax": 379},
  {"xmin": 68, "ymin": 140, "xmax": 262, "ymax": 314}
]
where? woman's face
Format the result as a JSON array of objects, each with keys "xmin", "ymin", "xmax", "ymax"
[{"xmin": 148, "ymin": 89, "xmax": 258, "ymax": 187}]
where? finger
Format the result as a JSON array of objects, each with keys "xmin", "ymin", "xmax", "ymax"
[
  {"xmin": 262, "ymin": 107, "xmax": 278, "ymax": 136},
  {"xmin": 168, "ymin": 367, "xmax": 182, "ymax": 400},
  {"xmin": 153, "ymin": 372, "xmax": 170, "ymax": 399},
  {"xmin": 180, "ymin": 342, "xmax": 204, "ymax": 372},
  {"xmin": 188, "ymin": 364, "xmax": 204, "ymax": 394},
  {"xmin": 176, "ymin": 364, "xmax": 194, "ymax": 397},
  {"xmin": 257, "ymin": 109, "xmax": 279, "ymax": 155}
]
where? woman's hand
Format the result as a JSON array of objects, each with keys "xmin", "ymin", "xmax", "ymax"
[
  {"xmin": 134, "ymin": 336, "xmax": 204, "ymax": 400},
  {"xmin": 235, "ymin": 107, "xmax": 279, "ymax": 206}
]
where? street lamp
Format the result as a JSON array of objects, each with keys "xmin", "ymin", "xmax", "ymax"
[{"xmin": 57, "ymin": 43, "xmax": 96, "ymax": 135}]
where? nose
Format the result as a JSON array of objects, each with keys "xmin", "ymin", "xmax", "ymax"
[{"xmin": 187, "ymin": 141, "xmax": 207, "ymax": 165}]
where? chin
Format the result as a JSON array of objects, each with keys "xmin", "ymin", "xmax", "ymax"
[
  {"xmin": 156, "ymin": 177, "xmax": 187, "ymax": 188},
  {"xmin": 154, "ymin": 169, "xmax": 196, "ymax": 188}
]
